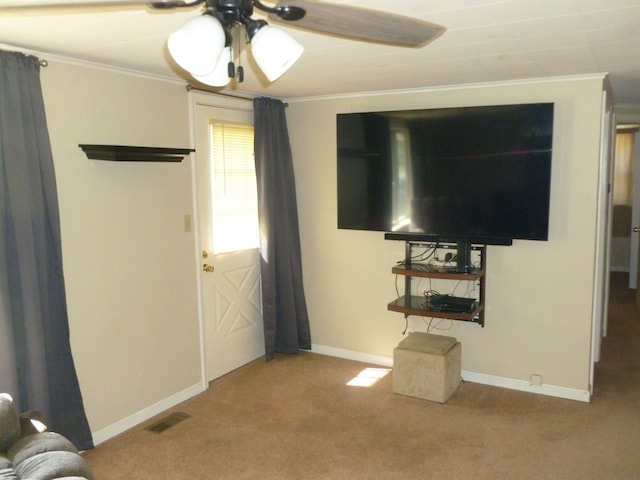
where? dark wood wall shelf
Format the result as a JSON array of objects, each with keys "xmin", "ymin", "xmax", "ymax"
[
  {"xmin": 392, "ymin": 264, "xmax": 485, "ymax": 281},
  {"xmin": 388, "ymin": 295, "xmax": 484, "ymax": 322},
  {"xmin": 387, "ymin": 241, "xmax": 486, "ymax": 327},
  {"xmin": 79, "ymin": 145, "xmax": 195, "ymax": 162}
]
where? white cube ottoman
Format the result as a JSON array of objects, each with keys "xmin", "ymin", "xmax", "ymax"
[{"xmin": 393, "ymin": 332, "xmax": 461, "ymax": 403}]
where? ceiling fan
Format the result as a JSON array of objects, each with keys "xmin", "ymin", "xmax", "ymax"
[{"xmin": 2, "ymin": 0, "xmax": 446, "ymax": 87}]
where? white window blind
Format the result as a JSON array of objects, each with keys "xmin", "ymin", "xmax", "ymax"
[{"xmin": 209, "ymin": 121, "xmax": 259, "ymax": 254}]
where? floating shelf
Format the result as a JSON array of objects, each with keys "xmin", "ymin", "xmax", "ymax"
[
  {"xmin": 79, "ymin": 144, "xmax": 195, "ymax": 162},
  {"xmin": 388, "ymin": 295, "xmax": 484, "ymax": 324}
]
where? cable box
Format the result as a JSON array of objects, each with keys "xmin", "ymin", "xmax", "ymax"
[{"xmin": 427, "ymin": 294, "xmax": 477, "ymax": 313}]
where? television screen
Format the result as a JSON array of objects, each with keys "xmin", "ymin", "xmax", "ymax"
[{"xmin": 336, "ymin": 103, "xmax": 554, "ymax": 243}]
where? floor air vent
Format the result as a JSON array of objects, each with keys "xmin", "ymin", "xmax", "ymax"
[{"xmin": 145, "ymin": 412, "xmax": 190, "ymax": 433}]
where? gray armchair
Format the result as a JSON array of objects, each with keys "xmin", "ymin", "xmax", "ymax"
[{"xmin": 0, "ymin": 393, "xmax": 93, "ymax": 480}]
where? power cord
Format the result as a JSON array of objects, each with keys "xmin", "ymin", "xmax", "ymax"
[
  {"xmin": 426, "ymin": 317, "xmax": 453, "ymax": 333},
  {"xmin": 396, "ymin": 243, "xmax": 438, "ymax": 267}
]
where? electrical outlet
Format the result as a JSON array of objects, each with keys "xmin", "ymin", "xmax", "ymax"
[{"xmin": 530, "ymin": 374, "xmax": 542, "ymax": 386}]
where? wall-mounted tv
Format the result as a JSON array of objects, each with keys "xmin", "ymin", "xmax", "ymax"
[{"xmin": 336, "ymin": 103, "xmax": 554, "ymax": 245}]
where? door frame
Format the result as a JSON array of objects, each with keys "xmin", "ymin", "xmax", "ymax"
[
  {"xmin": 590, "ymin": 89, "xmax": 614, "ymax": 390},
  {"xmin": 188, "ymin": 91, "xmax": 255, "ymax": 389}
]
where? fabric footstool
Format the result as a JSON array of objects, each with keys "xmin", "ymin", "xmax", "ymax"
[{"xmin": 393, "ymin": 332, "xmax": 461, "ymax": 403}]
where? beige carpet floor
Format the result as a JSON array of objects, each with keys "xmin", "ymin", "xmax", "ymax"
[{"xmin": 83, "ymin": 273, "xmax": 640, "ymax": 479}]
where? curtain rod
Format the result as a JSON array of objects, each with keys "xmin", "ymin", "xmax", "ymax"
[
  {"xmin": 186, "ymin": 84, "xmax": 253, "ymax": 102},
  {"xmin": 0, "ymin": 46, "xmax": 48, "ymax": 66},
  {"xmin": 185, "ymin": 84, "xmax": 287, "ymax": 106}
]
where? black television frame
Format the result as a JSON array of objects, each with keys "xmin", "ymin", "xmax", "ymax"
[{"xmin": 337, "ymin": 102, "xmax": 554, "ymax": 255}]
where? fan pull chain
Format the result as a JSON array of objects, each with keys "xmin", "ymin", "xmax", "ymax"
[
  {"xmin": 226, "ymin": 26, "xmax": 236, "ymax": 79},
  {"xmin": 236, "ymin": 26, "xmax": 244, "ymax": 83},
  {"xmin": 227, "ymin": 41, "xmax": 235, "ymax": 78}
]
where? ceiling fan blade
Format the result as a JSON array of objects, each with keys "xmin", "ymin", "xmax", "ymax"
[
  {"xmin": 269, "ymin": 0, "xmax": 446, "ymax": 48},
  {"xmin": 0, "ymin": 0, "xmax": 201, "ymax": 8}
]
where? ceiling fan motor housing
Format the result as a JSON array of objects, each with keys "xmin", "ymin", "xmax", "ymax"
[
  {"xmin": 206, "ymin": 0, "xmax": 253, "ymax": 17},
  {"xmin": 204, "ymin": 0, "xmax": 259, "ymax": 34}
]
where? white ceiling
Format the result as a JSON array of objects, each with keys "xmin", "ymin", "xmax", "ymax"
[{"xmin": 1, "ymin": 0, "xmax": 639, "ymax": 104}]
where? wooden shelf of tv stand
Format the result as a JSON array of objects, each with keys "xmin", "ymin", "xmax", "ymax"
[
  {"xmin": 391, "ymin": 264, "xmax": 485, "ymax": 280},
  {"xmin": 388, "ymin": 295, "xmax": 484, "ymax": 324}
]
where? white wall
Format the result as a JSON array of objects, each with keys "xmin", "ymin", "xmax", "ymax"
[
  {"xmin": 611, "ymin": 237, "xmax": 630, "ymax": 272},
  {"xmin": 286, "ymin": 76, "xmax": 606, "ymax": 399},
  {"xmin": 40, "ymin": 61, "xmax": 202, "ymax": 441},
  {"xmin": 34, "ymin": 59, "xmax": 606, "ymax": 442}
]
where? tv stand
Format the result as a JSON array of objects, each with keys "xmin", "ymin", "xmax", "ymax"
[{"xmin": 387, "ymin": 239, "xmax": 486, "ymax": 327}]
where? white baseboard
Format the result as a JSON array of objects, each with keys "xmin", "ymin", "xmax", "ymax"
[
  {"xmin": 91, "ymin": 382, "xmax": 206, "ymax": 445},
  {"xmin": 312, "ymin": 344, "xmax": 394, "ymax": 367},
  {"xmin": 311, "ymin": 343, "xmax": 591, "ymax": 403},
  {"xmin": 460, "ymin": 370, "xmax": 590, "ymax": 403}
]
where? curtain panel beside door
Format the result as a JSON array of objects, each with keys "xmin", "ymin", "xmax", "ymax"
[{"xmin": 253, "ymin": 97, "xmax": 311, "ymax": 360}]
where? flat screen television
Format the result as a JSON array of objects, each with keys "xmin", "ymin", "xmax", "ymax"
[{"xmin": 337, "ymin": 102, "xmax": 554, "ymax": 248}]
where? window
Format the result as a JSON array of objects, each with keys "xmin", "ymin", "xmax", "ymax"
[
  {"xmin": 613, "ymin": 130, "xmax": 637, "ymax": 206},
  {"xmin": 209, "ymin": 121, "xmax": 259, "ymax": 254}
]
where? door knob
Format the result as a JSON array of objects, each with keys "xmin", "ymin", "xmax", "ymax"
[
  {"xmin": 634, "ymin": 227, "xmax": 640, "ymax": 233},
  {"xmin": 203, "ymin": 264, "xmax": 215, "ymax": 273}
]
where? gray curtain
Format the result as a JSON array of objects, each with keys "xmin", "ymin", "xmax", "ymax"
[
  {"xmin": 0, "ymin": 50, "xmax": 93, "ymax": 450},
  {"xmin": 253, "ymin": 97, "xmax": 311, "ymax": 360}
]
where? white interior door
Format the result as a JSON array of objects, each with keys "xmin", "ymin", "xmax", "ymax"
[
  {"xmin": 201, "ymin": 247, "xmax": 263, "ymax": 381},
  {"xmin": 194, "ymin": 99, "xmax": 265, "ymax": 382}
]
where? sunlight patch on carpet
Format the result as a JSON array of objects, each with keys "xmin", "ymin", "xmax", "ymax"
[
  {"xmin": 347, "ymin": 367, "xmax": 391, "ymax": 387},
  {"xmin": 145, "ymin": 412, "xmax": 191, "ymax": 433}
]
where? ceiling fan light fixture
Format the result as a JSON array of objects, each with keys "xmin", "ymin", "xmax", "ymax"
[
  {"xmin": 193, "ymin": 45, "xmax": 232, "ymax": 87},
  {"xmin": 168, "ymin": 15, "xmax": 225, "ymax": 76},
  {"xmin": 249, "ymin": 24, "xmax": 304, "ymax": 82}
]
